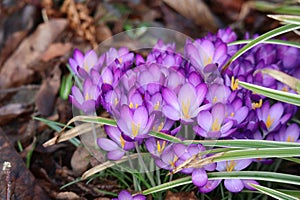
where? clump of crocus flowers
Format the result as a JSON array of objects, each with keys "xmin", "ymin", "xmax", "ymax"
[{"xmin": 68, "ymin": 27, "xmax": 300, "ymax": 195}]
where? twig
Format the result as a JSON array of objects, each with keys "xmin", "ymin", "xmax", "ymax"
[
  {"xmin": 0, "ymin": 85, "xmax": 40, "ymax": 94},
  {"xmin": 3, "ymin": 161, "xmax": 12, "ymax": 200}
]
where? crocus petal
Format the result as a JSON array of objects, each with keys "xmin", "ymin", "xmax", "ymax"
[
  {"xmin": 234, "ymin": 159, "xmax": 252, "ymax": 171},
  {"xmin": 118, "ymin": 190, "xmax": 133, "ymax": 199},
  {"xmin": 84, "ymin": 50, "xmax": 98, "ymax": 69},
  {"xmin": 269, "ymin": 102, "xmax": 283, "ymax": 123},
  {"xmin": 192, "ymin": 168, "xmax": 208, "ymax": 187},
  {"xmin": 198, "ymin": 180, "xmax": 221, "ymax": 193},
  {"xmin": 224, "ymin": 179, "xmax": 244, "ymax": 193},
  {"xmin": 133, "ymin": 106, "xmax": 149, "ymax": 129},
  {"xmin": 162, "ymin": 87, "xmax": 180, "ymax": 110},
  {"xmin": 243, "ymin": 180, "xmax": 259, "ymax": 191},
  {"xmin": 104, "ymin": 126, "xmax": 121, "ymax": 144},
  {"xmin": 197, "ymin": 111, "xmax": 213, "ymax": 132},
  {"xmin": 73, "ymin": 49, "xmax": 84, "ymax": 66},
  {"xmin": 212, "ymin": 103, "xmax": 225, "ymax": 123},
  {"xmin": 107, "ymin": 149, "xmax": 125, "ymax": 160},
  {"xmin": 133, "ymin": 194, "xmax": 146, "ymax": 200},
  {"xmin": 285, "ymin": 123, "xmax": 300, "ymax": 142},
  {"xmin": 162, "ymin": 105, "xmax": 181, "ymax": 121},
  {"xmin": 97, "ymin": 138, "xmax": 119, "ymax": 151},
  {"xmin": 71, "ymin": 86, "xmax": 84, "ymax": 104}
]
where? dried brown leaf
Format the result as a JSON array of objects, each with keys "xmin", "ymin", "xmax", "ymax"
[
  {"xmin": 71, "ymin": 146, "xmax": 92, "ymax": 176},
  {"xmin": 163, "ymin": 0, "xmax": 217, "ymax": 32},
  {"xmin": 40, "ymin": 42, "xmax": 72, "ymax": 62},
  {"xmin": 0, "ymin": 103, "xmax": 32, "ymax": 125},
  {"xmin": 35, "ymin": 65, "xmax": 61, "ymax": 116},
  {"xmin": 0, "ymin": 19, "xmax": 68, "ymax": 90},
  {"xmin": 43, "ymin": 123, "xmax": 102, "ymax": 147}
]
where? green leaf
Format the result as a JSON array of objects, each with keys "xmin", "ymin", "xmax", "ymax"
[
  {"xmin": 255, "ymin": 1, "xmax": 300, "ymax": 15},
  {"xmin": 249, "ymin": 184, "xmax": 299, "ymax": 200},
  {"xmin": 238, "ymin": 80, "xmax": 300, "ymax": 106},
  {"xmin": 228, "ymin": 39, "xmax": 300, "ymax": 49},
  {"xmin": 222, "ymin": 24, "xmax": 300, "ymax": 72},
  {"xmin": 142, "ymin": 171, "xmax": 300, "ymax": 195},
  {"xmin": 268, "ymin": 14, "xmax": 300, "ymax": 25},
  {"xmin": 213, "ymin": 147, "xmax": 300, "ymax": 162},
  {"xmin": 173, "ymin": 147, "xmax": 300, "ymax": 173},
  {"xmin": 149, "ymin": 130, "xmax": 300, "ymax": 148},
  {"xmin": 60, "ymin": 73, "xmax": 73, "ymax": 100}
]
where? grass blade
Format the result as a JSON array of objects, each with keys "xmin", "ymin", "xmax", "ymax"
[
  {"xmin": 143, "ymin": 171, "xmax": 300, "ymax": 195},
  {"xmin": 222, "ymin": 24, "xmax": 300, "ymax": 72},
  {"xmin": 238, "ymin": 80, "xmax": 300, "ymax": 106},
  {"xmin": 249, "ymin": 184, "xmax": 299, "ymax": 200}
]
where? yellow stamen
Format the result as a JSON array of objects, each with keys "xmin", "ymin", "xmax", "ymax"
[
  {"xmin": 129, "ymin": 102, "xmax": 134, "ymax": 108},
  {"xmin": 281, "ymin": 86, "xmax": 289, "ymax": 92},
  {"xmin": 131, "ymin": 122, "xmax": 140, "ymax": 137},
  {"xmin": 114, "ymin": 98, "xmax": 119, "ymax": 106},
  {"xmin": 252, "ymin": 99, "xmax": 263, "ymax": 109},
  {"xmin": 169, "ymin": 155, "xmax": 178, "ymax": 168},
  {"xmin": 85, "ymin": 93, "xmax": 90, "ymax": 100},
  {"xmin": 231, "ymin": 76, "xmax": 239, "ymax": 91},
  {"xmin": 135, "ymin": 103, "xmax": 139, "ymax": 108},
  {"xmin": 212, "ymin": 118, "xmax": 221, "ymax": 131},
  {"xmin": 118, "ymin": 57, "xmax": 123, "ymax": 64},
  {"xmin": 266, "ymin": 115, "xmax": 275, "ymax": 129},
  {"xmin": 226, "ymin": 160, "xmax": 237, "ymax": 172},
  {"xmin": 157, "ymin": 141, "xmax": 167, "ymax": 154},
  {"xmin": 154, "ymin": 101, "xmax": 160, "ymax": 110},
  {"xmin": 84, "ymin": 61, "xmax": 89, "ymax": 71},
  {"xmin": 120, "ymin": 135, "xmax": 125, "ymax": 149},
  {"xmin": 182, "ymin": 100, "xmax": 191, "ymax": 119},
  {"xmin": 213, "ymin": 96, "xmax": 218, "ymax": 103},
  {"xmin": 287, "ymin": 136, "xmax": 294, "ymax": 142},
  {"xmin": 230, "ymin": 112, "xmax": 235, "ymax": 117},
  {"xmin": 203, "ymin": 54, "xmax": 213, "ymax": 66}
]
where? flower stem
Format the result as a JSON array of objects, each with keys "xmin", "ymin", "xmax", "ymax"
[
  {"xmin": 126, "ymin": 152, "xmax": 140, "ymax": 191},
  {"xmin": 135, "ymin": 142, "xmax": 156, "ymax": 187}
]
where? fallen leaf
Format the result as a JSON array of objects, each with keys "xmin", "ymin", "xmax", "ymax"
[
  {"xmin": 40, "ymin": 42, "xmax": 73, "ymax": 62},
  {"xmin": 0, "ymin": 19, "xmax": 67, "ymax": 90},
  {"xmin": 0, "ymin": 128, "xmax": 50, "ymax": 199},
  {"xmin": 71, "ymin": 146, "xmax": 92, "ymax": 176},
  {"xmin": 96, "ymin": 23, "xmax": 112, "ymax": 43},
  {"xmin": 56, "ymin": 191, "xmax": 82, "ymax": 200},
  {"xmin": 0, "ymin": 30, "xmax": 29, "ymax": 68},
  {"xmin": 0, "ymin": 103, "xmax": 32, "ymax": 125},
  {"xmin": 165, "ymin": 191, "xmax": 197, "ymax": 200},
  {"xmin": 163, "ymin": 0, "xmax": 217, "ymax": 32},
  {"xmin": 35, "ymin": 65, "xmax": 61, "ymax": 116}
]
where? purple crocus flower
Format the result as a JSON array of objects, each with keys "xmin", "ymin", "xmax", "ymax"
[
  {"xmin": 162, "ymin": 83, "xmax": 208, "ymax": 124},
  {"xmin": 112, "ymin": 190, "xmax": 146, "ymax": 200},
  {"xmin": 273, "ymin": 123, "xmax": 300, "ymax": 142},
  {"xmin": 69, "ymin": 78, "xmax": 101, "ymax": 114},
  {"xmin": 97, "ymin": 126, "xmax": 135, "ymax": 160},
  {"xmin": 69, "ymin": 49, "xmax": 103, "ymax": 79},
  {"xmin": 145, "ymin": 137, "xmax": 168, "ymax": 158},
  {"xmin": 206, "ymin": 83, "xmax": 232, "ymax": 105},
  {"xmin": 225, "ymin": 98, "xmax": 249, "ymax": 127},
  {"xmin": 199, "ymin": 159, "xmax": 257, "ymax": 193},
  {"xmin": 117, "ymin": 105, "xmax": 155, "ymax": 141},
  {"xmin": 194, "ymin": 103, "xmax": 235, "ymax": 138},
  {"xmin": 256, "ymin": 101, "xmax": 291, "ymax": 135},
  {"xmin": 173, "ymin": 144, "xmax": 216, "ymax": 187},
  {"xmin": 185, "ymin": 39, "xmax": 228, "ymax": 76},
  {"xmin": 155, "ymin": 145, "xmax": 178, "ymax": 170},
  {"xmin": 105, "ymin": 47, "xmax": 134, "ymax": 71}
]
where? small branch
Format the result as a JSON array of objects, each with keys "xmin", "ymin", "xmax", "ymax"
[{"xmin": 3, "ymin": 161, "xmax": 12, "ymax": 200}]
